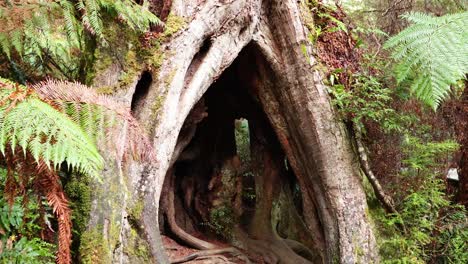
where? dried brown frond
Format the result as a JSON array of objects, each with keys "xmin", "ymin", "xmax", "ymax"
[
  {"xmin": 0, "ymin": 81, "xmax": 34, "ymax": 111},
  {"xmin": 0, "ymin": 2, "xmax": 37, "ymax": 34},
  {"xmin": 4, "ymin": 168, "xmax": 18, "ymax": 207},
  {"xmin": 2, "ymin": 148, "xmax": 73, "ymax": 264},
  {"xmin": 37, "ymin": 164, "xmax": 72, "ymax": 264},
  {"xmin": 32, "ymin": 79, "xmax": 155, "ymax": 161}
]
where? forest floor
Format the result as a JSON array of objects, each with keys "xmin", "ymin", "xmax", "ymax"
[{"xmin": 162, "ymin": 235, "xmax": 264, "ymax": 264}]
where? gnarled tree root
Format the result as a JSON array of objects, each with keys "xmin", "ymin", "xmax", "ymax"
[
  {"xmin": 232, "ymin": 227, "xmax": 313, "ymax": 264},
  {"xmin": 283, "ymin": 239, "xmax": 317, "ymax": 262},
  {"xmin": 163, "ymin": 169, "xmax": 215, "ymax": 250},
  {"xmin": 170, "ymin": 247, "xmax": 249, "ymax": 264},
  {"xmin": 163, "ymin": 169, "xmax": 252, "ymax": 263}
]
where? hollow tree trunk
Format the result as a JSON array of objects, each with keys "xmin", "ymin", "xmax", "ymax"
[{"xmin": 83, "ymin": 0, "xmax": 378, "ymax": 263}]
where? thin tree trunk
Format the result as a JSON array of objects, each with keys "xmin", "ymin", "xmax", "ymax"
[{"xmin": 353, "ymin": 123, "xmax": 398, "ymax": 214}]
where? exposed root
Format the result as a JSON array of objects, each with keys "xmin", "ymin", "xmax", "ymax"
[
  {"xmin": 283, "ymin": 239, "xmax": 317, "ymax": 262},
  {"xmin": 170, "ymin": 247, "xmax": 248, "ymax": 264},
  {"xmin": 164, "ymin": 169, "xmax": 216, "ymax": 250},
  {"xmin": 197, "ymin": 254, "xmax": 231, "ymax": 263},
  {"xmin": 233, "ymin": 228, "xmax": 313, "ymax": 264},
  {"xmin": 164, "ymin": 169, "xmax": 251, "ymax": 263}
]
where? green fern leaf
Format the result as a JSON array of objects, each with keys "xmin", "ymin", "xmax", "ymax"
[
  {"xmin": 385, "ymin": 12, "xmax": 468, "ymax": 109},
  {"xmin": 0, "ymin": 78, "xmax": 104, "ymax": 179}
]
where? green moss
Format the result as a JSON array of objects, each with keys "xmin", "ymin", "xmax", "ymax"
[
  {"xmin": 147, "ymin": 95, "xmax": 163, "ymax": 133},
  {"xmin": 79, "ymin": 227, "xmax": 111, "ymax": 264},
  {"xmin": 312, "ymin": 63, "xmax": 329, "ymax": 74},
  {"xmin": 300, "ymin": 0, "xmax": 316, "ymax": 35},
  {"xmin": 88, "ymin": 22, "xmax": 141, "ymax": 86},
  {"xmin": 65, "ymin": 174, "xmax": 92, "ymax": 234},
  {"xmin": 89, "ymin": 14, "xmax": 182, "ymax": 93},
  {"xmin": 147, "ymin": 51, "xmax": 165, "ymax": 71},
  {"xmin": 161, "ymin": 14, "xmax": 187, "ymax": 39},
  {"xmin": 109, "ymin": 221, "xmax": 121, "ymax": 249},
  {"xmin": 148, "ymin": 68, "xmax": 175, "ymax": 118},
  {"xmin": 352, "ymin": 234, "xmax": 365, "ymax": 264},
  {"xmin": 90, "ymin": 49, "xmax": 114, "ymax": 82},
  {"xmin": 164, "ymin": 68, "xmax": 177, "ymax": 88},
  {"xmin": 128, "ymin": 200, "xmax": 144, "ymax": 220},
  {"xmin": 123, "ymin": 228, "xmax": 151, "ymax": 262},
  {"xmin": 151, "ymin": 94, "xmax": 165, "ymax": 118},
  {"xmin": 301, "ymin": 43, "xmax": 308, "ymax": 57},
  {"xmin": 332, "ymin": 254, "xmax": 340, "ymax": 264},
  {"xmin": 105, "ymin": 168, "xmax": 127, "ymax": 249},
  {"xmin": 205, "ymin": 162, "xmax": 241, "ymax": 240},
  {"xmin": 118, "ymin": 50, "xmax": 141, "ymax": 88},
  {"xmin": 95, "ymin": 85, "xmax": 116, "ymax": 95},
  {"xmin": 64, "ymin": 173, "xmax": 92, "ymax": 257}
]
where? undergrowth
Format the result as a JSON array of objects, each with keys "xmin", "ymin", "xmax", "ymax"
[
  {"xmin": 320, "ymin": 4, "xmax": 468, "ymax": 261},
  {"xmin": 0, "ymin": 168, "xmax": 55, "ymax": 263}
]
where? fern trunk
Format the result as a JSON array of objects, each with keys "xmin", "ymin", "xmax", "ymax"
[{"xmin": 82, "ymin": 0, "xmax": 378, "ymax": 263}]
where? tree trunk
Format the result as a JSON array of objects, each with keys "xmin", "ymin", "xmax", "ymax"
[{"xmin": 82, "ymin": 0, "xmax": 378, "ymax": 263}]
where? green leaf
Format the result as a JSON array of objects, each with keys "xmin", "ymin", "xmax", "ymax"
[{"xmin": 384, "ymin": 12, "xmax": 468, "ymax": 109}]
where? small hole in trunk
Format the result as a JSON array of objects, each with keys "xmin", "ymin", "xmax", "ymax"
[
  {"xmin": 131, "ymin": 71, "xmax": 153, "ymax": 114},
  {"xmin": 184, "ymin": 38, "xmax": 212, "ymax": 87}
]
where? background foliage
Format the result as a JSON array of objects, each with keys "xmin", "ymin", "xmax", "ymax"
[{"xmin": 320, "ymin": 0, "xmax": 467, "ymax": 262}]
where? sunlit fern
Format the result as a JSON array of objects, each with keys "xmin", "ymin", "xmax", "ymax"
[{"xmin": 384, "ymin": 12, "xmax": 468, "ymax": 109}]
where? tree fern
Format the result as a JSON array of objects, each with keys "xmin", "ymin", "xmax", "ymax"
[
  {"xmin": 384, "ymin": 12, "xmax": 468, "ymax": 109},
  {"xmin": 0, "ymin": 0, "xmax": 161, "ymax": 80},
  {"xmin": 0, "ymin": 78, "xmax": 104, "ymax": 178}
]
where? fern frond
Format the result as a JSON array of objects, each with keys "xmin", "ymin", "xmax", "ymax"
[
  {"xmin": 0, "ymin": 32, "xmax": 11, "ymax": 59},
  {"xmin": 10, "ymin": 30, "xmax": 23, "ymax": 57},
  {"xmin": 34, "ymin": 162, "xmax": 72, "ymax": 264},
  {"xmin": 0, "ymin": 1, "xmax": 161, "ymax": 79},
  {"xmin": 59, "ymin": 0, "xmax": 81, "ymax": 43},
  {"xmin": 2, "ymin": 150, "xmax": 73, "ymax": 264},
  {"xmin": 98, "ymin": 0, "xmax": 162, "ymax": 33},
  {"xmin": 84, "ymin": 0, "xmax": 103, "ymax": 36},
  {"xmin": 0, "ymin": 78, "xmax": 104, "ymax": 179},
  {"xmin": 32, "ymin": 79, "xmax": 155, "ymax": 161},
  {"xmin": 384, "ymin": 12, "xmax": 468, "ymax": 109}
]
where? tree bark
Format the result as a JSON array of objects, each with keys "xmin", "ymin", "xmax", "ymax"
[{"xmin": 84, "ymin": 0, "xmax": 378, "ymax": 263}]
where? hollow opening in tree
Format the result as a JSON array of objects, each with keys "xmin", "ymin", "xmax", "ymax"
[
  {"xmin": 131, "ymin": 71, "xmax": 153, "ymax": 114},
  {"xmin": 161, "ymin": 44, "xmax": 324, "ymax": 263},
  {"xmin": 184, "ymin": 38, "xmax": 212, "ymax": 87}
]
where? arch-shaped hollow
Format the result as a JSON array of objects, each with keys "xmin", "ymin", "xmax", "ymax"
[{"xmin": 161, "ymin": 44, "xmax": 325, "ymax": 263}]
